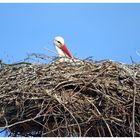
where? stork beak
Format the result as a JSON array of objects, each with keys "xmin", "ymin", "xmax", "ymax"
[{"xmin": 61, "ymin": 44, "xmax": 73, "ymax": 58}]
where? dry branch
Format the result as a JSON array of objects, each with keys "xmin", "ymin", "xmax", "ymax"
[{"xmin": 0, "ymin": 59, "xmax": 140, "ymax": 137}]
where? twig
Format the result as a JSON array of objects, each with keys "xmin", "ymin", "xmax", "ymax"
[
  {"xmin": 132, "ymin": 82, "xmax": 136, "ymax": 137},
  {"xmin": 50, "ymin": 94, "xmax": 82, "ymax": 137},
  {"xmin": 136, "ymin": 49, "xmax": 140, "ymax": 57},
  {"xmin": 86, "ymin": 98, "xmax": 113, "ymax": 137},
  {"xmin": 43, "ymin": 47, "xmax": 58, "ymax": 55}
]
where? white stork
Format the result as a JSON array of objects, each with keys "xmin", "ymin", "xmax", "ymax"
[{"xmin": 53, "ymin": 36, "xmax": 73, "ymax": 62}]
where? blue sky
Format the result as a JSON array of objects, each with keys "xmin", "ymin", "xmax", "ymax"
[{"xmin": 0, "ymin": 3, "xmax": 140, "ymax": 64}]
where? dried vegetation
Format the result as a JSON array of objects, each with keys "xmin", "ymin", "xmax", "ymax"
[{"xmin": 0, "ymin": 59, "xmax": 140, "ymax": 137}]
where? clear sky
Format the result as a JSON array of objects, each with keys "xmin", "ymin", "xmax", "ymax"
[{"xmin": 0, "ymin": 3, "xmax": 140, "ymax": 64}]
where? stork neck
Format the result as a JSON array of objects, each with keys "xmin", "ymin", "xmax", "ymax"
[{"xmin": 55, "ymin": 45, "xmax": 66, "ymax": 58}]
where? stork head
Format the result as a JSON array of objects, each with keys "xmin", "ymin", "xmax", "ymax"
[
  {"xmin": 53, "ymin": 36, "xmax": 65, "ymax": 48},
  {"xmin": 53, "ymin": 36, "xmax": 73, "ymax": 59}
]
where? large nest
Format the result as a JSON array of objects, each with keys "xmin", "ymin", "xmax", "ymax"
[{"xmin": 0, "ymin": 60, "xmax": 140, "ymax": 137}]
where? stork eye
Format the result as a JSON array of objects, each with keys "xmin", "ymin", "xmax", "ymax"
[{"xmin": 57, "ymin": 41, "xmax": 62, "ymax": 44}]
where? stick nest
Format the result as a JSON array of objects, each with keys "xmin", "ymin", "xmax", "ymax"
[{"xmin": 0, "ymin": 60, "xmax": 140, "ymax": 137}]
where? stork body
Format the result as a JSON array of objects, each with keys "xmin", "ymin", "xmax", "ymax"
[{"xmin": 53, "ymin": 36, "xmax": 73, "ymax": 62}]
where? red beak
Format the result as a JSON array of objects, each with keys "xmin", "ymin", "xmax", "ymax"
[{"xmin": 61, "ymin": 44, "xmax": 73, "ymax": 58}]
